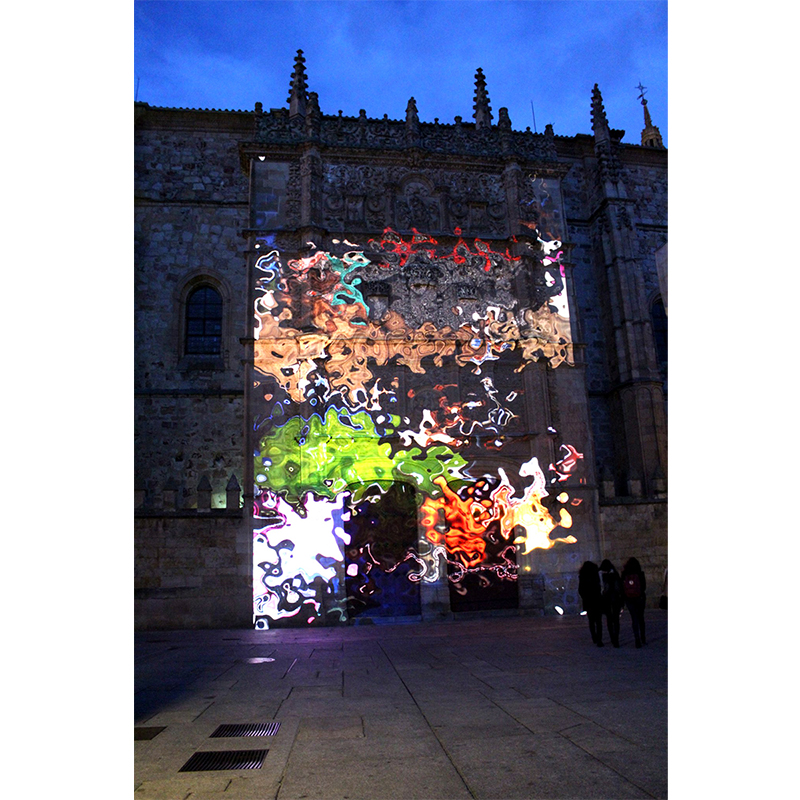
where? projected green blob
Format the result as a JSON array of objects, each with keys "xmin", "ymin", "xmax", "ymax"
[{"xmin": 255, "ymin": 407, "xmax": 469, "ymax": 507}]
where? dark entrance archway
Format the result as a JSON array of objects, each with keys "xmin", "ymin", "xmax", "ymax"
[{"xmin": 343, "ymin": 481, "xmax": 421, "ymax": 620}]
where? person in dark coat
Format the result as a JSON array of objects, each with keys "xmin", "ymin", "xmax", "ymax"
[
  {"xmin": 621, "ymin": 557, "xmax": 647, "ymax": 648},
  {"xmin": 599, "ymin": 559, "xmax": 623, "ymax": 648},
  {"xmin": 578, "ymin": 561, "xmax": 603, "ymax": 646}
]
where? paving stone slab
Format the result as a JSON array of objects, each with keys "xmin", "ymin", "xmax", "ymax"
[
  {"xmin": 285, "ymin": 731, "xmax": 444, "ymax": 765},
  {"xmin": 296, "ymin": 715, "xmax": 365, "ymax": 741},
  {"xmin": 444, "ymin": 731, "xmax": 652, "ymax": 799},
  {"xmin": 561, "ymin": 696, "xmax": 667, "ymax": 747},
  {"xmin": 432, "ymin": 719, "xmax": 532, "ymax": 746},
  {"xmin": 493, "ymin": 698, "xmax": 591, "ymax": 734},
  {"xmin": 363, "ymin": 711, "xmax": 436, "ymax": 739},
  {"xmin": 276, "ymin": 754, "xmax": 473, "ymax": 800}
]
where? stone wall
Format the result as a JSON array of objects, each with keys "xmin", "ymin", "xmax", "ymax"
[
  {"xmin": 133, "ymin": 94, "xmax": 667, "ymax": 630},
  {"xmin": 135, "ymin": 110, "xmax": 254, "ymax": 630},
  {"xmin": 134, "ymin": 512, "xmax": 251, "ymax": 629},
  {"xmin": 598, "ymin": 499, "xmax": 667, "ymax": 607},
  {"xmin": 134, "ymin": 394, "xmax": 244, "ymax": 508},
  {"xmin": 133, "ymin": 204, "xmax": 249, "ymax": 383},
  {"xmin": 135, "ymin": 111, "xmax": 251, "ymax": 510},
  {"xmin": 625, "ymin": 163, "xmax": 669, "ymax": 226},
  {"xmin": 134, "ymin": 114, "xmax": 250, "ymax": 206}
]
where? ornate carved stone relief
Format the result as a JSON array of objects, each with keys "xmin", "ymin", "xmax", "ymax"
[
  {"xmin": 396, "ymin": 179, "xmax": 441, "ymax": 232},
  {"xmin": 284, "ymin": 162, "xmax": 301, "ymax": 228},
  {"xmin": 321, "ymin": 163, "xmax": 508, "ymax": 236}
]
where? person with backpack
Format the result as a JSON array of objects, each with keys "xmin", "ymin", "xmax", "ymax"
[
  {"xmin": 599, "ymin": 559, "xmax": 624, "ymax": 648},
  {"xmin": 621, "ymin": 557, "xmax": 647, "ymax": 648},
  {"xmin": 578, "ymin": 561, "xmax": 603, "ymax": 646}
]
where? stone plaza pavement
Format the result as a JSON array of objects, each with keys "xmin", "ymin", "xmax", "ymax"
[{"xmin": 135, "ymin": 612, "xmax": 667, "ymax": 799}]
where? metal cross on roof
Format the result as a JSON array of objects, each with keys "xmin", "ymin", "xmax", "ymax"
[{"xmin": 636, "ymin": 82, "xmax": 648, "ymax": 103}]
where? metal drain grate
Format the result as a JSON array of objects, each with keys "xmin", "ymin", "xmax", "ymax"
[
  {"xmin": 210, "ymin": 722, "xmax": 281, "ymax": 738},
  {"xmin": 135, "ymin": 726, "xmax": 166, "ymax": 741},
  {"xmin": 179, "ymin": 749, "xmax": 267, "ymax": 772}
]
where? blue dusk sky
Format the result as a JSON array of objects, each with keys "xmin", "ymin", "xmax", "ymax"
[{"xmin": 134, "ymin": 0, "xmax": 668, "ymax": 147}]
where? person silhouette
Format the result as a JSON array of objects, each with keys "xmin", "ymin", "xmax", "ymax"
[
  {"xmin": 621, "ymin": 557, "xmax": 647, "ymax": 648},
  {"xmin": 578, "ymin": 561, "xmax": 603, "ymax": 646},
  {"xmin": 599, "ymin": 559, "xmax": 623, "ymax": 648}
]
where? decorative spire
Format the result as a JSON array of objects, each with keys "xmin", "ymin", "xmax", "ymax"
[
  {"xmin": 226, "ymin": 473, "xmax": 241, "ymax": 510},
  {"xmin": 591, "ymin": 84, "xmax": 621, "ymax": 188},
  {"xmin": 473, "ymin": 68, "xmax": 493, "ymax": 129},
  {"xmin": 636, "ymin": 82, "xmax": 664, "ymax": 148},
  {"xmin": 497, "ymin": 107, "xmax": 512, "ymax": 130},
  {"xmin": 543, "ymin": 123, "xmax": 557, "ymax": 159},
  {"xmin": 405, "ymin": 96, "xmax": 419, "ymax": 127},
  {"xmin": 405, "ymin": 97, "xmax": 420, "ymax": 146},
  {"xmin": 591, "ymin": 83, "xmax": 610, "ymax": 143},
  {"xmin": 305, "ymin": 90, "xmax": 321, "ymax": 138},
  {"xmin": 287, "ymin": 49, "xmax": 308, "ymax": 118}
]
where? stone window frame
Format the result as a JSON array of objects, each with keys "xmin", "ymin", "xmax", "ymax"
[
  {"xmin": 185, "ymin": 284, "xmax": 223, "ymax": 356},
  {"xmin": 174, "ymin": 270, "xmax": 233, "ymax": 372}
]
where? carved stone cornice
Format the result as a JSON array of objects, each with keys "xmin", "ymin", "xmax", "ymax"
[
  {"xmin": 239, "ymin": 140, "xmax": 570, "ymax": 179},
  {"xmin": 250, "ymin": 107, "xmax": 562, "ymax": 164}
]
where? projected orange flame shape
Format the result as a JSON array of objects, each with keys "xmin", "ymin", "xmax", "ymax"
[
  {"xmin": 421, "ymin": 458, "xmax": 578, "ymax": 566},
  {"xmin": 421, "ymin": 477, "xmax": 489, "ymax": 567}
]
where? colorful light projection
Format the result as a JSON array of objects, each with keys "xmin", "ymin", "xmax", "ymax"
[{"xmin": 252, "ymin": 228, "xmax": 581, "ymax": 627}]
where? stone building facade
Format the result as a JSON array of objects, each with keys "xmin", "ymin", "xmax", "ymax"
[{"xmin": 134, "ymin": 52, "xmax": 667, "ymax": 630}]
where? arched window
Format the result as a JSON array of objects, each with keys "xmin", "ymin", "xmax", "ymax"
[
  {"xmin": 185, "ymin": 285, "xmax": 222, "ymax": 355},
  {"xmin": 650, "ymin": 297, "xmax": 667, "ymax": 378}
]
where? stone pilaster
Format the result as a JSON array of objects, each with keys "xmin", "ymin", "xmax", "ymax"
[{"xmin": 590, "ymin": 85, "xmax": 667, "ymax": 498}]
